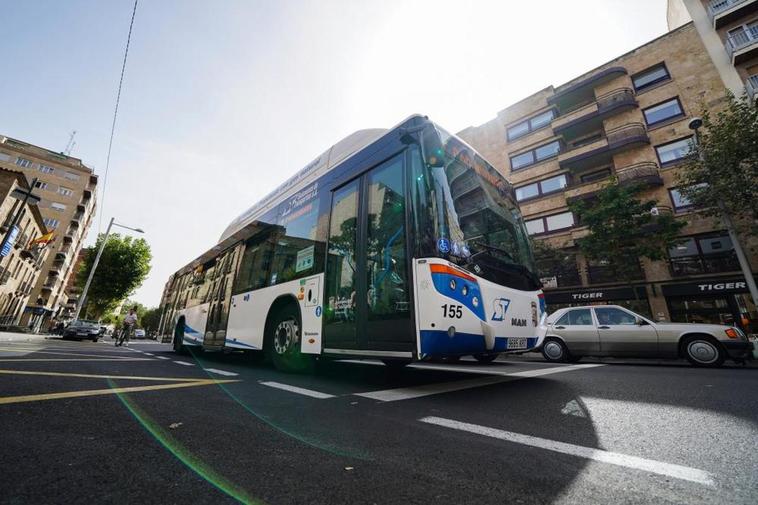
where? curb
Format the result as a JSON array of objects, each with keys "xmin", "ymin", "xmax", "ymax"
[{"xmin": 0, "ymin": 333, "xmax": 52, "ymax": 343}]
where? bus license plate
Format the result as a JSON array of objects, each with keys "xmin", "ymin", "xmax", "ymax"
[{"xmin": 507, "ymin": 337, "xmax": 527, "ymax": 350}]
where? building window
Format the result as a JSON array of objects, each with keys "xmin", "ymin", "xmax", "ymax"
[
  {"xmin": 15, "ymin": 157, "xmax": 32, "ymax": 168},
  {"xmin": 632, "ymin": 63, "xmax": 670, "ymax": 92},
  {"xmin": 58, "ymin": 187, "xmax": 74, "ymax": 197},
  {"xmin": 727, "ymin": 21, "xmax": 758, "ymax": 50},
  {"xmin": 668, "ymin": 232, "xmax": 739, "ymax": 277},
  {"xmin": 643, "ymin": 98, "xmax": 684, "ymax": 126},
  {"xmin": 525, "ymin": 211, "xmax": 574, "ymax": 236},
  {"xmin": 64, "ymin": 172, "xmax": 80, "ymax": 181},
  {"xmin": 515, "ymin": 174, "xmax": 568, "ymax": 202},
  {"xmin": 35, "ymin": 181, "xmax": 49, "ymax": 190},
  {"xmin": 507, "ymin": 109, "xmax": 556, "ymax": 141},
  {"xmin": 43, "ymin": 218, "xmax": 60, "ymax": 229},
  {"xmin": 655, "ymin": 137, "xmax": 693, "ymax": 166},
  {"xmin": 38, "ymin": 164, "xmax": 55, "ymax": 174},
  {"xmin": 510, "ymin": 140, "xmax": 561, "ymax": 171},
  {"xmin": 669, "ymin": 184, "xmax": 708, "ymax": 212},
  {"xmin": 50, "ymin": 202, "xmax": 66, "ymax": 212}
]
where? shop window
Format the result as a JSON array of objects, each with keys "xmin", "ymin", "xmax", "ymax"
[{"xmin": 668, "ymin": 232, "xmax": 739, "ymax": 277}]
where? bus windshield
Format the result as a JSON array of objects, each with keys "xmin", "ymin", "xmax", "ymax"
[{"xmin": 411, "ymin": 127, "xmax": 539, "ymax": 291}]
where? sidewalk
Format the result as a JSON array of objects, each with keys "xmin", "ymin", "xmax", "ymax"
[{"xmin": 0, "ymin": 331, "xmax": 52, "ymax": 343}]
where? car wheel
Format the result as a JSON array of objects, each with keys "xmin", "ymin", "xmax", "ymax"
[
  {"xmin": 265, "ymin": 305, "xmax": 313, "ymax": 373},
  {"xmin": 473, "ymin": 353, "xmax": 498, "ymax": 364},
  {"xmin": 682, "ymin": 336, "xmax": 725, "ymax": 367},
  {"xmin": 541, "ymin": 338, "xmax": 571, "ymax": 363}
]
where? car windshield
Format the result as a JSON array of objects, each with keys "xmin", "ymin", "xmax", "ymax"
[{"xmin": 410, "ymin": 126, "xmax": 539, "ymax": 290}]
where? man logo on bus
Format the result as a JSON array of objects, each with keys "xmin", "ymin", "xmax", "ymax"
[{"xmin": 491, "ymin": 298, "xmax": 511, "ymax": 321}]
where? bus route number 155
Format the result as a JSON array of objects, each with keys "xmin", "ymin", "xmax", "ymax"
[{"xmin": 441, "ymin": 304, "xmax": 463, "ymax": 318}]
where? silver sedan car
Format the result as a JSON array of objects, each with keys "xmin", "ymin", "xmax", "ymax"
[{"xmin": 541, "ymin": 305, "xmax": 753, "ymax": 367}]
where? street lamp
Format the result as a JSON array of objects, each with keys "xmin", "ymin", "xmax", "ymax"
[
  {"xmin": 73, "ymin": 217, "xmax": 144, "ymax": 321},
  {"xmin": 688, "ymin": 118, "xmax": 758, "ymax": 310}
]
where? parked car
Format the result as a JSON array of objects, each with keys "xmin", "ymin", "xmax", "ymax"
[
  {"xmin": 134, "ymin": 328, "xmax": 146, "ymax": 339},
  {"xmin": 62, "ymin": 320, "xmax": 102, "ymax": 342},
  {"xmin": 541, "ymin": 305, "xmax": 753, "ymax": 367}
]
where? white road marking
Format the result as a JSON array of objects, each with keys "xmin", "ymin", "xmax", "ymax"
[
  {"xmin": 420, "ymin": 416, "xmax": 716, "ymax": 487},
  {"xmin": 156, "ymin": 356, "xmax": 170, "ymax": 360},
  {"xmin": 259, "ymin": 381, "xmax": 335, "ymax": 399},
  {"xmin": 144, "ymin": 353, "xmax": 154, "ymax": 356},
  {"xmin": 338, "ymin": 359, "xmax": 603, "ymax": 378},
  {"xmin": 173, "ymin": 361, "xmax": 194, "ymax": 366},
  {"xmin": 356, "ymin": 376, "xmax": 508, "ymax": 402},
  {"xmin": 203, "ymin": 368, "xmax": 238, "ymax": 377},
  {"xmin": 354, "ymin": 364, "xmax": 603, "ymax": 402}
]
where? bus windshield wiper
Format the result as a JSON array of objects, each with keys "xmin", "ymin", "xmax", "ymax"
[{"xmin": 470, "ymin": 241, "xmax": 514, "ymax": 261}]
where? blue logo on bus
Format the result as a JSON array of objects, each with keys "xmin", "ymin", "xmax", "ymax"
[
  {"xmin": 437, "ymin": 238, "xmax": 450, "ymax": 254},
  {"xmin": 491, "ymin": 298, "xmax": 511, "ymax": 321},
  {"xmin": 315, "ymin": 306, "xmax": 322, "ymax": 317}
]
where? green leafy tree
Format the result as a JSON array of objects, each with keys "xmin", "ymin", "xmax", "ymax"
[
  {"xmin": 532, "ymin": 240, "xmax": 580, "ymax": 287},
  {"xmin": 568, "ymin": 180, "xmax": 686, "ymax": 298},
  {"xmin": 677, "ymin": 93, "xmax": 758, "ymax": 233},
  {"xmin": 77, "ymin": 233, "xmax": 152, "ymax": 319},
  {"xmin": 141, "ymin": 307, "xmax": 162, "ymax": 332}
]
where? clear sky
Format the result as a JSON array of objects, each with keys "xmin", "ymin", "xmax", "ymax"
[{"xmin": 1, "ymin": 0, "xmax": 670, "ymax": 307}]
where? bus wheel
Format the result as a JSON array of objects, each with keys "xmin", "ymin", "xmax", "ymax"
[
  {"xmin": 173, "ymin": 321, "xmax": 188, "ymax": 355},
  {"xmin": 266, "ymin": 306, "xmax": 313, "ymax": 374},
  {"xmin": 473, "ymin": 353, "xmax": 498, "ymax": 364}
]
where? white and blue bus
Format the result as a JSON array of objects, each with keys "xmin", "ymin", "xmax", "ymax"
[{"xmin": 158, "ymin": 115, "xmax": 546, "ymax": 372}]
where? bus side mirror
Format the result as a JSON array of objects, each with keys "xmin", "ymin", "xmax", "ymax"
[{"xmin": 421, "ymin": 125, "xmax": 445, "ymax": 168}]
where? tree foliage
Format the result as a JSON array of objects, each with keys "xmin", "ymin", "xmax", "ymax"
[
  {"xmin": 141, "ymin": 307, "xmax": 162, "ymax": 332},
  {"xmin": 531, "ymin": 240, "xmax": 579, "ymax": 287},
  {"xmin": 568, "ymin": 181, "xmax": 686, "ymax": 293},
  {"xmin": 77, "ymin": 233, "xmax": 152, "ymax": 319},
  {"xmin": 678, "ymin": 93, "xmax": 758, "ymax": 233}
]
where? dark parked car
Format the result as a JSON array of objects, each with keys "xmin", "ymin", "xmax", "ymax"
[{"xmin": 62, "ymin": 320, "xmax": 102, "ymax": 342}]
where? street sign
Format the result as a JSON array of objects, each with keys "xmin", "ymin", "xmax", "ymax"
[{"xmin": 1, "ymin": 225, "xmax": 19, "ymax": 257}]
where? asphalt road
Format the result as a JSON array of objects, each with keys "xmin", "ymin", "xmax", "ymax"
[{"xmin": 0, "ymin": 337, "xmax": 756, "ymax": 505}]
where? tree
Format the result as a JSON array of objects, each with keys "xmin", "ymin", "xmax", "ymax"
[
  {"xmin": 677, "ymin": 93, "xmax": 758, "ymax": 232},
  {"xmin": 531, "ymin": 240, "xmax": 580, "ymax": 288},
  {"xmin": 568, "ymin": 180, "xmax": 686, "ymax": 297},
  {"xmin": 141, "ymin": 307, "xmax": 162, "ymax": 332},
  {"xmin": 77, "ymin": 233, "xmax": 152, "ymax": 319}
]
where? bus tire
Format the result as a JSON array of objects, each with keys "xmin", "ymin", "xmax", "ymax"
[
  {"xmin": 173, "ymin": 319, "xmax": 188, "ymax": 355},
  {"xmin": 265, "ymin": 305, "xmax": 313, "ymax": 374},
  {"xmin": 473, "ymin": 353, "xmax": 498, "ymax": 364}
]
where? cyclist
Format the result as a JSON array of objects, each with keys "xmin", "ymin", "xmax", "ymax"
[{"xmin": 116, "ymin": 308, "xmax": 138, "ymax": 347}]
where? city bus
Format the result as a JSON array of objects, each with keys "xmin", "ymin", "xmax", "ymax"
[{"xmin": 158, "ymin": 115, "xmax": 546, "ymax": 372}]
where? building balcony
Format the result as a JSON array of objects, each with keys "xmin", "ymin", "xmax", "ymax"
[
  {"xmin": 0, "ymin": 269, "xmax": 10, "ymax": 285},
  {"xmin": 55, "ymin": 251, "xmax": 67, "ymax": 261},
  {"xmin": 548, "ymin": 66, "xmax": 628, "ymax": 114},
  {"xmin": 616, "ymin": 161, "xmax": 664, "ymax": 188},
  {"xmin": 82, "ymin": 189, "xmax": 92, "ymax": 201},
  {"xmin": 559, "ymin": 123, "xmax": 650, "ymax": 171},
  {"xmin": 41, "ymin": 283, "xmax": 54, "ymax": 292},
  {"xmin": 708, "ymin": 0, "xmax": 758, "ymax": 29},
  {"xmin": 89, "ymin": 174, "xmax": 98, "ymax": 187},
  {"xmin": 726, "ymin": 27, "xmax": 758, "ymax": 64},
  {"xmin": 552, "ymin": 88, "xmax": 638, "ymax": 140},
  {"xmin": 63, "ymin": 234, "xmax": 74, "ymax": 244}
]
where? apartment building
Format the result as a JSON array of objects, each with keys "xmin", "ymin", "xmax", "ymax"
[
  {"xmin": 0, "ymin": 136, "xmax": 97, "ymax": 330},
  {"xmin": 0, "ymin": 167, "xmax": 49, "ymax": 327},
  {"xmin": 458, "ymin": 22, "xmax": 758, "ymax": 331},
  {"xmin": 668, "ymin": 0, "xmax": 758, "ymax": 101}
]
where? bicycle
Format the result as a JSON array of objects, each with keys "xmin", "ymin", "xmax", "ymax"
[{"xmin": 116, "ymin": 323, "xmax": 135, "ymax": 347}]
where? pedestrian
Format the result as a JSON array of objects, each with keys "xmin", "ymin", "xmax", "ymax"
[{"xmin": 117, "ymin": 307, "xmax": 138, "ymax": 347}]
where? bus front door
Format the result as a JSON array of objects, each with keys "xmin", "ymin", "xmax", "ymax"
[
  {"xmin": 204, "ymin": 246, "xmax": 240, "ymax": 348},
  {"xmin": 324, "ymin": 153, "xmax": 414, "ymax": 354}
]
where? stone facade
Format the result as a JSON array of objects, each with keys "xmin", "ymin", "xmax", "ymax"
[
  {"xmin": 0, "ymin": 168, "xmax": 49, "ymax": 327},
  {"xmin": 459, "ymin": 22, "xmax": 758, "ymax": 331},
  {"xmin": 0, "ymin": 136, "xmax": 97, "ymax": 330}
]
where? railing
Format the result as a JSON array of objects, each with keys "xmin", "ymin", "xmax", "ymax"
[
  {"xmin": 0, "ymin": 269, "xmax": 10, "ymax": 285},
  {"xmin": 747, "ymin": 75, "xmax": 758, "ymax": 102},
  {"xmin": 727, "ymin": 26, "xmax": 758, "ymax": 57},
  {"xmin": 0, "ymin": 314, "xmax": 18, "ymax": 327},
  {"xmin": 708, "ymin": 0, "xmax": 750, "ymax": 17},
  {"xmin": 596, "ymin": 88, "xmax": 636, "ymax": 113},
  {"xmin": 14, "ymin": 234, "xmax": 28, "ymax": 249},
  {"xmin": 606, "ymin": 122, "xmax": 648, "ymax": 146},
  {"xmin": 669, "ymin": 252, "xmax": 740, "ymax": 277},
  {"xmin": 616, "ymin": 161, "xmax": 662, "ymax": 186}
]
